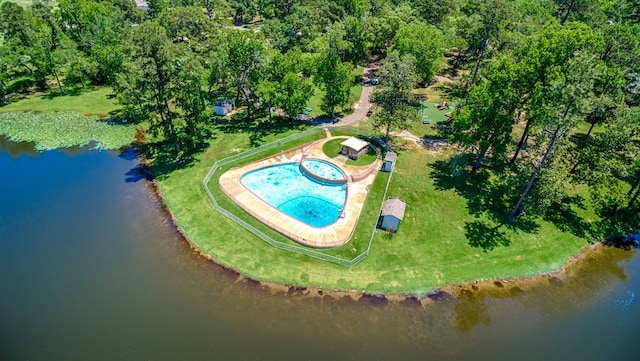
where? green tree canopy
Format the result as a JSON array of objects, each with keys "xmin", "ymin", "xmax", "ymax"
[{"xmin": 391, "ymin": 22, "xmax": 445, "ymax": 84}]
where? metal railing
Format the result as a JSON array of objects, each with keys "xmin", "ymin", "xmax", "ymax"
[{"xmin": 202, "ymin": 126, "xmax": 395, "ymax": 267}]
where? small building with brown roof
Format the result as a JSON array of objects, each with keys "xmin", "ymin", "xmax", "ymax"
[
  {"xmin": 340, "ymin": 137, "xmax": 369, "ymax": 160},
  {"xmin": 380, "ymin": 198, "xmax": 406, "ymax": 232}
]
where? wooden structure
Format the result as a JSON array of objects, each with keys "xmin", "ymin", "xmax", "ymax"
[
  {"xmin": 340, "ymin": 137, "xmax": 369, "ymax": 160},
  {"xmin": 380, "ymin": 198, "xmax": 406, "ymax": 232}
]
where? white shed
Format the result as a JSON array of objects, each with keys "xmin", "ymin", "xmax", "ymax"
[
  {"xmin": 340, "ymin": 137, "xmax": 369, "ymax": 160},
  {"xmin": 380, "ymin": 198, "xmax": 406, "ymax": 232}
]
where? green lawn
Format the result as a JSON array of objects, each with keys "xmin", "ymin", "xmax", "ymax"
[
  {"xmin": 156, "ymin": 125, "xmax": 590, "ymax": 295},
  {"xmin": 322, "ymin": 138, "xmax": 343, "ymax": 157},
  {"xmin": 0, "ymin": 87, "xmax": 120, "ymax": 116}
]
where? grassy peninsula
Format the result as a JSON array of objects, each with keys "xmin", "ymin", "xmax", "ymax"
[{"xmin": 156, "ymin": 123, "xmax": 588, "ymax": 295}]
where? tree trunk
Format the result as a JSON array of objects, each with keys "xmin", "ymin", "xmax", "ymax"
[
  {"xmin": 509, "ymin": 124, "xmax": 563, "ymax": 221},
  {"xmin": 472, "ymin": 145, "xmax": 490, "ymax": 172},
  {"xmin": 627, "ymin": 175, "xmax": 640, "ymax": 198},
  {"xmin": 52, "ymin": 68, "xmax": 64, "ymax": 94},
  {"xmin": 467, "ymin": 35, "xmax": 489, "ymax": 96},
  {"xmin": 628, "ymin": 184, "xmax": 640, "ymax": 209},
  {"xmin": 569, "ymin": 158, "xmax": 581, "ymax": 174},
  {"xmin": 385, "ymin": 121, "xmax": 391, "ymax": 144},
  {"xmin": 601, "ymin": 43, "xmax": 613, "ymax": 61},
  {"xmin": 560, "ymin": 0, "xmax": 575, "ymax": 25},
  {"xmin": 136, "ymin": 94, "xmax": 145, "ymax": 118},
  {"xmin": 510, "ymin": 117, "xmax": 532, "ymax": 165},
  {"xmin": 47, "ymin": 51, "xmax": 64, "ymax": 94},
  {"xmin": 585, "ymin": 117, "xmax": 597, "ymax": 139}
]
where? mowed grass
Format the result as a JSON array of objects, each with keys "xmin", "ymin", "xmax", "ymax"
[
  {"xmin": 0, "ymin": 87, "xmax": 120, "ymax": 115},
  {"xmin": 156, "ymin": 126, "xmax": 589, "ymax": 295}
]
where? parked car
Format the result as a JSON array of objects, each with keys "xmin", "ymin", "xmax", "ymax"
[{"xmin": 372, "ymin": 77, "xmax": 379, "ymax": 85}]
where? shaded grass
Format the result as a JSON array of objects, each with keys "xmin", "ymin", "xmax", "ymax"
[
  {"xmin": 157, "ymin": 126, "xmax": 590, "ymax": 294},
  {"xmin": 0, "ymin": 87, "xmax": 120, "ymax": 115}
]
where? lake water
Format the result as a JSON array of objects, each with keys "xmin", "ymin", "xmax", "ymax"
[{"xmin": 1, "ymin": 137, "xmax": 638, "ymax": 361}]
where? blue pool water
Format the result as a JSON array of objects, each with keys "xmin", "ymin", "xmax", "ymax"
[
  {"xmin": 301, "ymin": 159, "xmax": 345, "ymax": 180},
  {"xmin": 240, "ymin": 163, "xmax": 347, "ymax": 227}
]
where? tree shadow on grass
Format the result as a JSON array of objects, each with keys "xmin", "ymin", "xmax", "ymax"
[
  {"xmin": 41, "ymin": 86, "xmax": 86, "ymax": 99},
  {"xmin": 212, "ymin": 112, "xmax": 310, "ymax": 147},
  {"xmin": 430, "ymin": 158, "xmax": 540, "ymax": 236},
  {"xmin": 122, "ymin": 109, "xmax": 317, "ymax": 182},
  {"xmin": 541, "ymin": 195, "xmax": 599, "ymax": 240},
  {"xmin": 465, "ymin": 220, "xmax": 511, "ymax": 252},
  {"xmin": 432, "ymin": 80, "xmax": 468, "ymax": 103}
]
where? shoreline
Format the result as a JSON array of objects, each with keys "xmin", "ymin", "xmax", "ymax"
[{"xmin": 144, "ymin": 158, "xmax": 636, "ymax": 302}]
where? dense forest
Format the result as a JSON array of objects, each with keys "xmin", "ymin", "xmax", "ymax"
[{"xmin": 1, "ymin": 0, "xmax": 639, "ymax": 238}]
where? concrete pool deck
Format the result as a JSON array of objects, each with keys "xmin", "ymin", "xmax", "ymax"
[{"xmin": 218, "ymin": 135, "xmax": 381, "ymax": 248}]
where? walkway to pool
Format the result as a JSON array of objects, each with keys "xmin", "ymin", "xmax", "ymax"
[{"xmin": 218, "ymin": 132, "xmax": 381, "ymax": 248}]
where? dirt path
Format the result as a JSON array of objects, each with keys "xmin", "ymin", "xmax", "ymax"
[{"xmin": 393, "ymin": 130, "xmax": 449, "ymax": 150}]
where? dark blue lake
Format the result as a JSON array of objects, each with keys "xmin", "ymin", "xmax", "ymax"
[{"xmin": 0, "ymin": 137, "xmax": 638, "ymax": 360}]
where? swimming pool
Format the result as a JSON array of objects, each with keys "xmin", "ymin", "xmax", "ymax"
[
  {"xmin": 240, "ymin": 162, "xmax": 347, "ymax": 228},
  {"xmin": 301, "ymin": 158, "xmax": 347, "ymax": 182}
]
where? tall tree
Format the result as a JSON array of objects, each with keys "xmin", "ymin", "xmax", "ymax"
[
  {"xmin": 367, "ymin": 3, "xmax": 417, "ymax": 56},
  {"xmin": 458, "ymin": 0, "xmax": 514, "ymax": 93},
  {"xmin": 371, "ymin": 51, "xmax": 419, "ymax": 142},
  {"xmin": 391, "ymin": 22, "xmax": 445, "ymax": 84},
  {"xmin": 311, "ymin": 23, "xmax": 354, "ymax": 119},
  {"xmin": 451, "ymin": 56, "xmax": 521, "ymax": 171},
  {"xmin": 57, "ymin": 0, "xmax": 128, "ymax": 85},
  {"xmin": 553, "ymin": 0, "xmax": 602, "ymax": 25},
  {"xmin": 117, "ymin": 22, "xmax": 181, "ymax": 156},
  {"xmin": 257, "ymin": 49, "xmax": 313, "ymax": 121},
  {"xmin": 173, "ymin": 55, "xmax": 210, "ymax": 149},
  {"xmin": 509, "ymin": 52, "xmax": 605, "ymax": 220},
  {"xmin": 225, "ymin": 29, "xmax": 268, "ymax": 121},
  {"xmin": 510, "ymin": 22, "xmax": 604, "ymax": 165}
]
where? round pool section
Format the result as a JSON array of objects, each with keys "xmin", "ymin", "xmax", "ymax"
[
  {"xmin": 240, "ymin": 163, "xmax": 347, "ymax": 228},
  {"xmin": 300, "ymin": 158, "xmax": 346, "ymax": 183}
]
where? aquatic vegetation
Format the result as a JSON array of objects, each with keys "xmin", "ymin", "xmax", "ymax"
[{"xmin": 0, "ymin": 111, "xmax": 136, "ymax": 151}]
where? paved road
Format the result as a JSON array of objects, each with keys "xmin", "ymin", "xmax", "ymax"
[
  {"xmin": 309, "ymin": 64, "xmax": 377, "ymax": 127},
  {"xmin": 335, "ymin": 65, "xmax": 375, "ymax": 126}
]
